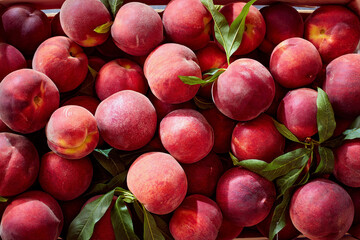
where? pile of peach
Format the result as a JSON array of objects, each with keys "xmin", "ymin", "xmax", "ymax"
[{"xmin": 0, "ymin": 0, "xmax": 360, "ymax": 239}]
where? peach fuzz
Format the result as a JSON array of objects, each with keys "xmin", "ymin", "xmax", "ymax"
[
  {"xmin": 259, "ymin": 3, "xmax": 304, "ymax": 55},
  {"xmin": 144, "ymin": 43, "xmax": 201, "ymax": 104},
  {"xmin": 60, "ymin": 0, "xmax": 112, "ymax": 47},
  {"xmin": 290, "ymin": 179, "xmax": 354, "ymax": 240},
  {"xmin": 212, "ymin": 58, "xmax": 275, "ymax": 122},
  {"xmin": 323, "ymin": 53, "xmax": 360, "ymax": 118},
  {"xmin": 1, "ymin": 4, "xmax": 51, "ymax": 56},
  {"xmin": 33, "ymin": 36, "xmax": 89, "ymax": 92},
  {"xmin": 0, "ymin": 69, "xmax": 60, "ymax": 134},
  {"xmin": 0, "ymin": 43, "xmax": 26, "ymax": 81},
  {"xmin": 163, "ymin": 0, "xmax": 211, "ymax": 50},
  {"xmin": 39, "ymin": 152, "xmax": 93, "ymax": 201},
  {"xmin": 218, "ymin": 2, "xmax": 266, "ymax": 55},
  {"xmin": 127, "ymin": 152, "xmax": 187, "ymax": 215},
  {"xmin": 159, "ymin": 109, "xmax": 214, "ymax": 164},
  {"xmin": 181, "ymin": 152, "xmax": 223, "ymax": 197},
  {"xmin": 304, "ymin": 5, "xmax": 360, "ymax": 63},
  {"xmin": 62, "ymin": 95, "xmax": 100, "ymax": 115},
  {"xmin": 46, "ymin": 105, "xmax": 99, "ymax": 159},
  {"xmin": 0, "ymin": 133, "xmax": 39, "ymax": 197},
  {"xmin": 216, "ymin": 167, "xmax": 276, "ymax": 226},
  {"xmin": 169, "ymin": 194, "xmax": 223, "ymax": 240},
  {"xmin": 0, "ymin": 191, "xmax": 63, "ymax": 240},
  {"xmin": 270, "ymin": 37, "xmax": 322, "ymax": 88},
  {"xmin": 231, "ymin": 113, "xmax": 285, "ymax": 163},
  {"xmin": 111, "ymin": 2, "xmax": 163, "ymax": 56},
  {"xmin": 95, "ymin": 90, "xmax": 157, "ymax": 151},
  {"xmin": 277, "ymin": 88, "xmax": 318, "ymax": 141},
  {"xmin": 95, "ymin": 58, "xmax": 148, "ymax": 101}
]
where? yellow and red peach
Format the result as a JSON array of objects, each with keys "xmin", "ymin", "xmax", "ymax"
[
  {"xmin": 216, "ymin": 167, "xmax": 276, "ymax": 226},
  {"xmin": 39, "ymin": 152, "xmax": 93, "ymax": 201},
  {"xmin": 60, "ymin": 0, "xmax": 112, "ymax": 47},
  {"xmin": 0, "ymin": 133, "xmax": 39, "ymax": 197},
  {"xmin": 159, "ymin": 109, "xmax": 214, "ymax": 164},
  {"xmin": 163, "ymin": 0, "xmax": 211, "ymax": 50},
  {"xmin": 95, "ymin": 58, "xmax": 148, "ymax": 101},
  {"xmin": 212, "ymin": 58, "xmax": 275, "ymax": 121},
  {"xmin": 111, "ymin": 2, "xmax": 163, "ymax": 56},
  {"xmin": 144, "ymin": 43, "xmax": 201, "ymax": 104},
  {"xmin": 304, "ymin": 5, "xmax": 360, "ymax": 63},
  {"xmin": 127, "ymin": 152, "xmax": 187, "ymax": 215},
  {"xmin": 169, "ymin": 194, "xmax": 223, "ymax": 240},
  {"xmin": 0, "ymin": 69, "xmax": 60, "ymax": 134},
  {"xmin": 0, "ymin": 190, "xmax": 63, "ymax": 240},
  {"xmin": 1, "ymin": 4, "xmax": 51, "ymax": 56},
  {"xmin": 95, "ymin": 90, "xmax": 157, "ymax": 151},
  {"xmin": 231, "ymin": 113, "xmax": 285, "ymax": 163},
  {"xmin": 46, "ymin": 105, "xmax": 99, "ymax": 159},
  {"xmin": 33, "ymin": 36, "xmax": 89, "ymax": 93},
  {"xmin": 270, "ymin": 37, "xmax": 322, "ymax": 88},
  {"xmin": 290, "ymin": 179, "xmax": 354, "ymax": 240},
  {"xmin": 0, "ymin": 43, "xmax": 26, "ymax": 81}
]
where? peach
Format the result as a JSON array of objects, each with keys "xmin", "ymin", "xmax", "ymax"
[
  {"xmin": 0, "ymin": 4, "xmax": 5, "ymax": 43},
  {"xmin": 159, "ymin": 109, "xmax": 214, "ymax": 164},
  {"xmin": 347, "ymin": 187, "xmax": 360, "ymax": 238},
  {"xmin": 212, "ymin": 58, "xmax": 275, "ymax": 121},
  {"xmin": 259, "ymin": 3, "xmax": 304, "ymax": 55},
  {"xmin": 216, "ymin": 167, "xmax": 276, "ymax": 226},
  {"xmin": 277, "ymin": 88, "xmax": 318, "ymax": 140},
  {"xmin": 0, "ymin": 191, "xmax": 63, "ymax": 240},
  {"xmin": 111, "ymin": 2, "xmax": 163, "ymax": 56},
  {"xmin": 46, "ymin": 105, "xmax": 99, "ymax": 159},
  {"xmin": 0, "ymin": 69, "xmax": 60, "ymax": 134},
  {"xmin": 218, "ymin": 2, "xmax": 266, "ymax": 55},
  {"xmin": 231, "ymin": 113, "xmax": 285, "ymax": 163},
  {"xmin": 62, "ymin": 95, "xmax": 100, "ymax": 115},
  {"xmin": 33, "ymin": 36, "xmax": 89, "ymax": 92},
  {"xmin": 51, "ymin": 12, "xmax": 66, "ymax": 36},
  {"xmin": 182, "ymin": 152, "xmax": 223, "ymax": 197},
  {"xmin": 333, "ymin": 139, "xmax": 360, "ymax": 187},
  {"xmin": 95, "ymin": 58, "xmax": 148, "ymax": 101},
  {"xmin": 1, "ymin": 4, "xmax": 51, "ymax": 56},
  {"xmin": 144, "ymin": 43, "xmax": 201, "ymax": 104},
  {"xmin": 95, "ymin": 90, "xmax": 157, "ymax": 151},
  {"xmin": 290, "ymin": 179, "xmax": 354, "ymax": 240},
  {"xmin": 169, "ymin": 194, "xmax": 223, "ymax": 240},
  {"xmin": 0, "ymin": 119, "xmax": 11, "ymax": 132},
  {"xmin": 0, "ymin": 133, "xmax": 39, "ymax": 197},
  {"xmin": 201, "ymin": 107, "xmax": 236, "ymax": 154},
  {"xmin": 95, "ymin": 36, "xmax": 125, "ymax": 58},
  {"xmin": 39, "ymin": 152, "xmax": 93, "ymax": 201},
  {"xmin": 163, "ymin": 0, "xmax": 211, "ymax": 50},
  {"xmin": 323, "ymin": 53, "xmax": 360, "ymax": 118},
  {"xmin": 270, "ymin": 37, "xmax": 322, "ymax": 88},
  {"xmin": 127, "ymin": 152, "xmax": 187, "ymax": 215},
  {"xmin": 60, "ymin": 0, "xmax": 112, "ymax": 47},
  {"xmin": 304, "ymin": 5, "xmax": 360, "ymax": 63},
  {"xmin": 216, "ymin": 218, "xmax": 243, "ymax": 240},
  {"xmin": 265, "ymin": 81, "xmax": 288, "ymax": 117},
  {"xmin": 0, "ymin": 43, "xmax": 26, "ymax": 81}
]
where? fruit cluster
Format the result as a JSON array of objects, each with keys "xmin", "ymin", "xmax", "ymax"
[{"xmin": 0, "ymin": 0, "xmax": 360, "ymax": 240}]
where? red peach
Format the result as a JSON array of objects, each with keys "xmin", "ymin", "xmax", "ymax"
[
  {"xmin": 51, "ymin": 12, "xmax": 66, "ymax": 36},
  {"xmin": 159, "ymin": 109, "xmax": 214, "ymax": 164},
  {"xmin": 144, "ymin": 43, "xmax": 201, "ymax": 104},
  {"xmin": 33, "ymin": 36, "xmax": 89, "ymax": 92},
  {"xmin": 0, "ymin": 69, "xmax": 60, "ymax": 134},
  {"xmin": 0, "ymin": 133, "xmax": 39, "ymax": 197},
  {"xmin": 216, "ymin": 218, "xmax": 243, "ymax": 240},
  {"xmin": 0, "ymin": 119, "xmax": 11, "ymax": 132},
  {"xmin": 265, "ymin": 81, "xmax": 288, "ymax": 117},
  {"xmin": 0, "ymin": 4, "xmax": 6, "ymax": 42},
  {"xmin": 111, "ymin": 2, "xmax": 163, "ymax": 56},
  {"xmin": 127, "ymin": 152, "xmax": 187, "ymax": 215},
  {"xmin": 95, "ymin": 36, "xmax": 125, "ymax": 58},
  {"xmin": 46, "ymin": 105, "xmax": 99, "ymax": 159},
  {"xmin": 0, "ymin": 43, "xmax": 26, "ymax": 81},
  {"xmin": 169, "ymin": 194, "xmax": 223, "ymax": 240},
  {"xmin": 347, "ymin": 187, "xmax": 360, "ymax": 238},
  {"xmin": 62, "ymin": 95, "xmax": 100, "ymax": 115}
]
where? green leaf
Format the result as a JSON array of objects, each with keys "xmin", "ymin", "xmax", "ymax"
[
  {"xmin": 313, "ymin": 146, "xmax": 334, "ymax": 176},
  {"xmin": 101, "ymin": 0, "xmax": 123, "ymax": 17},
  {"xmin": 134, "ymin": 201, "xmax": 144, "ymax": 223},
  {"xmin": 276, "ymin": 168, "xmax": 303, "ymax": 199},
  {"xmin": 94, "ymin": 21, "xmax": 113, "ymax": 34},
  {"xmin": 92, "ymin": 148, "xmax": 126, "ymax": 177},
  {"xmin": 193, "ymin": 96, "xmax": 215, "ymax": 110},
  {"xmin": 0, "ymin": 196, "xmax": 7, "ymax": 202},
  {"xmin": 269, "ymin": 190, "xmax": 291, "ymax": 240},
  {"xmin": 272, "ymin": 118, "xmax": 301, "ymax": 143},
  {"xmin": 178, "ymin": 76, "xmax": 205, "ymax": 85},
  {"xmin": 143, "ymin": 205, "xmax": 165, "ymax": 240},
  {"xmin": 317, "ymin": 88, "xmax": 336, "ymax": 143},
  {"xmin": 151, "ymin": 215, "xmax": 173, "ymax": 240},
  {"xmin": 67, "ymin": 189, "xmax": 115, "ymax": 240},
  {"xmin": 85, "ymin": 171, "xmax": 128, "ymax": 196},
  {"xmin": 343, "ymin": 128, "xmax": 360, "ymax": 140},
  {"xmin": 227, "ymin": 0, "xmax": 257, "ymax": 61},
  {"xmin": 88, "ymin": 65, "xmax": 98, "ymax": 79},
  {"xmin": 349, "ymin": 116, "xmax": 360, "ymax": 129},
  {"xmin": 231, "ymin": 152, "xmax": 269, "ymax": 177},
  {"xmin": 111, "ymin": 197, "xmax": 140, "ymax": 240},
  {"xmin": 179, "ymin": 68, "xmax": 225, "ymax": 87}
]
